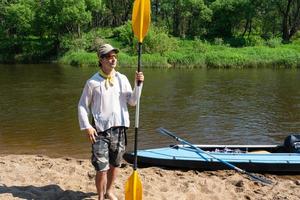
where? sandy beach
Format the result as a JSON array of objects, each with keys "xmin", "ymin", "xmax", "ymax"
[{"xmin": 0, "ymin": 154, "xmax": 299, "ymax": 200}]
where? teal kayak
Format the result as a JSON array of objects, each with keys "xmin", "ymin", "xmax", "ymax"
[{"xmin": 123, "ymin": 144, "xmax": 300, "ymax": 173}]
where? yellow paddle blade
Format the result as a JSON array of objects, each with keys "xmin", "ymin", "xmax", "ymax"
[
  {"xmin": 132, "ymin": 0, "xmax": 151, "ymax": 43},
  {"xmin": 125, "ymin": 170, "xmax": 143, "ymax": 200}
]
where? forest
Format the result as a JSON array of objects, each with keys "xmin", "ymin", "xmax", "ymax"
[{"xmin": 0, "ymin": 0, "xmax": 300, "ymax": 68}]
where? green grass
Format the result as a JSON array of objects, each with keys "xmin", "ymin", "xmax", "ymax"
[
  {"xmin": 58, "ymin": 50, "xmax": 98, "ymax": 66},
  {"xmin": 58, "ymin": 39, "xmax": 300, "ymax": 68}
]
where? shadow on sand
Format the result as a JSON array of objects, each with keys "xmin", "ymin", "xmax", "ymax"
[{"xmin": 0, "ymin": 184, "xmax": 97, "ymax": 200}]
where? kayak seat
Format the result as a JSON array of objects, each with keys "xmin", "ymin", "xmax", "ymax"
[{"xmin": 284, "ymin": 134, "xmax": 300, "ymax": 153}]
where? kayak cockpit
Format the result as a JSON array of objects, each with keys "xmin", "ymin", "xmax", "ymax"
[{"xmin": 169, "ymin": 144, "xmax": 285, "ymax": 154}]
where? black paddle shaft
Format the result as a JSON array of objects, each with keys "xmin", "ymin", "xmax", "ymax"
[
  {"xmin": 133, "ymin": 42, "xmax": 143, "ymax": 170},
  {"xmin": 134, "ymin": 127, "xmax": 138, "ymax": 170},
  {"xmin": 137, "ymin": 42, "xmax": 142, "ymax": 85}
]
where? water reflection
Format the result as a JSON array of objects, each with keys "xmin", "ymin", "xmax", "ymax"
[{"xmin": 0, "ymin": 65, "xmax": 299, "ymax": 158}]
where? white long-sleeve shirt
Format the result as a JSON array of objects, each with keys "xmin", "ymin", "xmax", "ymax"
[{"xmin": 78, "ymin": 71, "xmax": 142, "ymax": 132}]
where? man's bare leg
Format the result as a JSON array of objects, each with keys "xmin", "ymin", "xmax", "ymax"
[
  {"xmin": 96, "ymin": 171, "xmax": 107, "ymax": 200},
  {"xmin": 105, "ymin": 165, "xmax": 118, "ymax": 200}
]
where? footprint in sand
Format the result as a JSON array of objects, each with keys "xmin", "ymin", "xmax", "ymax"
[
  {"xmin": 179, "ymin": 182, "xmax": 189, "ymax": 193},
  {"xmin": 159, "ymin": 186, "xmax": 169, "ymax": 192},
  {"xmin": 143, "ymin": 183, "xmax": 151, "ymax": 190},
  {"xmin": 200, "ymin": 185, "xmax": 211, "ymax": 194}
]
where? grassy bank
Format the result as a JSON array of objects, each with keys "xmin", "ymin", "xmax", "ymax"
[
  {"xmin": 2, "ymin": 25, "xmax": 299, "ymax": 68},
  {"xmin": 58, "ymin": 40, "xmax": 300, "ymax": 68}
]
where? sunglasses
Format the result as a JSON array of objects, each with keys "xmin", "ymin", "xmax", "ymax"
[{"xmin": 103, "ymin": 54, "xmax": 118, "ymax": 60}]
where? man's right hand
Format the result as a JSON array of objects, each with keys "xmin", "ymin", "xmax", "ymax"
[{"xmin": 85, "ymin": 128, "xmax": 98, "ymax": 144}]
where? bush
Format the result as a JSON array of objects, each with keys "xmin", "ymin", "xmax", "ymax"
[
  {"xmin": 0, "ymin": 37, "xmax": 56, "ymax": 63},
  {"xmin": 245, "ymin": 36, "xmax": 265, "ymax": 46},
  {"xmin": 59, "ymin": 35, "xmax": 89, "ymax": 53},
  {"xmin": 141, "ymin": 27, "xmax": 178, "ymax": 55},
  {"xmin": 112, "ymin": 22, "xmax": 178, "ymax": 55},
  {"xmin": 175, "ymin": 39, "xmax": 208, "ymax": 54},
  {"xmin": 294, "ymin": 31, "xmax": 300, "ymax": 39},
  {"xmin": 119, "ymin": 52, "xmax": 169, "ymax": 68},
  {"xmin": 191, "ymin": 40, "xmax": 208, "ymax": 53},
  {"xmin": 265, "ymin": 37, "xmax": 282, "ymax": 48},
  {"xmin": 293, "ymin": 38, "xmax": 300, "ymax": 45},
  {"xmin": 213, "ymin": 38, "xmax": 224, "ymax": 45},
  {"xmin": 59, "ymin": 28, "xmax": 113, "ymax": 53},
  {"xmin": 59, "ymin": 49, "xmax": 98, "ymax": 66},
  {"xmin": 227, "ymin": 37, "xmax": 246, "ymax": 47},
  {"xmin": 113, "ymin": 21, "xmax": 134, "ymax": 46}
]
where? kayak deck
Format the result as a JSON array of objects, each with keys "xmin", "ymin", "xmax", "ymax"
[{"xmin": 123, "ymin": 144, "xmax": 300, "ymax": 173}]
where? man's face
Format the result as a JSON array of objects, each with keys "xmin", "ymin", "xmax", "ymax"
[{"xmin": 100, "ymin": 51, "xmax": 118, "ymax": 69}]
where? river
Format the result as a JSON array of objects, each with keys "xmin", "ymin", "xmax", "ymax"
[{"xmin": 0, "ymin": 64, "xmax": 299, "ymax": 158}]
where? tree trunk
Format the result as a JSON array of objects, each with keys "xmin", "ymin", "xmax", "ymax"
[
  {"xmin": 173, "ymin": 0, "xmax": 181, "ymax": 37},
  {"xmin": 248, "ymin": 19, "xmax": 252, "ymax": 37},
  {"xmin": 77, "ymin": 24, "xmax": 81, "ymax": 37},
  {"xmin": 242, "ymin": 19, "xmax": 249, "ymax": 37},
  {"xmin": 281, "ymin": 0, "xmax": 292, "ymax": 42}
]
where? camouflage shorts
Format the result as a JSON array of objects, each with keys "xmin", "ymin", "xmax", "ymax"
[{"xmin": 91, "ymin": 127, "xmax": 127, "ymax": 171}]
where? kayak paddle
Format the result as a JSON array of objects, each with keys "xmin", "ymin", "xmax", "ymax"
[
  {"xmin": 158, "ymin": 127, "xmax": 273, "ymax": 185},
  {"xmin": 125, "ymin": 0, "xmax": 151, "ymax": 199}
]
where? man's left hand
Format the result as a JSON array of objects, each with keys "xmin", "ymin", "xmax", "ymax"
[{"xmin": 136, "ymin": 71, "xmax": 144, "ymax": 82}]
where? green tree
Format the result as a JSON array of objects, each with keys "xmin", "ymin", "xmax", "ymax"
[
  {"xmin": 2, "ymin": 0, "xmax": 35, "ymax": 36},
  {"xmin": 83, "ymin": 0, "xmax": 103, "ymax": 28},
  {"xmin": 185, "ymin": 0, "xmax": 212, "ymax": 38},
  {"xmin": 275, "ymin": 0, "xmax": 300, "ymax": 42},
  {"xmin": 0, "ymin": 1, "xmax": 7, "ymax": 37},
  {"xmin": 209, "ymin": 0, "xmax": 249, "ymax": 38},
  {"xmin": 92, "ymin": 0, "xmax": 132, "ymax": 27},
  {"xmin": 154, "ymin": 0, "xmax": 211, "ymax": 38},
  {"xmin": 35, "ymin": 0, "xmax": 91, "ymax": 37}
]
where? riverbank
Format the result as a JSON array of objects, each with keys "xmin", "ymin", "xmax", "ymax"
[
  {"xmin": 58, "ymin": 41, "xmax": 300, "ymax": 68},
  {"xmin": 0, "ymin": 154, "xmax": 299, "ymax": 200},
  {"xmin": 2, "ymin": 29, "xmax": 300, "ymax": 69}
]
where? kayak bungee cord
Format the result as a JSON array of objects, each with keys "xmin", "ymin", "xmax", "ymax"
[{"xmin": 158, "ymin": 127, "xmax": 273, "ymax": 185}]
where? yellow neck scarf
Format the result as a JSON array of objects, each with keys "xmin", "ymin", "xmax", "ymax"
[{"xmin": 99, "ymin": 70, "xmax": 115, "ymax": 89}]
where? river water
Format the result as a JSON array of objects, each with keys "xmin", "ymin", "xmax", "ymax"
[{"xmin": 0, "ymin": 64, "xmax": 299, "ymax": 158}]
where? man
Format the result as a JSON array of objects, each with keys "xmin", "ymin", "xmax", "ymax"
[{"xmin": 78, "ymin": 43, "xmax": 144, "ymax": 200}]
